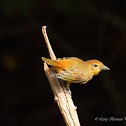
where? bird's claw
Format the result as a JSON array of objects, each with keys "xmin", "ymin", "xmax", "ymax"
[{"xmin": 65, "ymin": 86, "xmax": 72, "ymax": 96}]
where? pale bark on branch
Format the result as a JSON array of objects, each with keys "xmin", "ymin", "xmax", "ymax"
[{"xmin": 42, "ymin": 26, "xmax": 81, "ymax": 126}]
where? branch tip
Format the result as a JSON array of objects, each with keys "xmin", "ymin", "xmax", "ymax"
[{"xmin": 42, "ymin": 26, "xmax": 47, "ymax": 29}]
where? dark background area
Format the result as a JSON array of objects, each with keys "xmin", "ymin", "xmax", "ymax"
[{"xmin": 0, "ymin": 0, "xmax": 126, "ymax": 126}]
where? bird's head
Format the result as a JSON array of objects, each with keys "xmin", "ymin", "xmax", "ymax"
[{"xmin": 86, "ymin": 59, "xmax": 110, "ymax": 76}]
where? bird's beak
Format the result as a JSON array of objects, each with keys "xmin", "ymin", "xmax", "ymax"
[{"xmin": 101, "ymin": 65, "xmax": 110, "ymax": 70}]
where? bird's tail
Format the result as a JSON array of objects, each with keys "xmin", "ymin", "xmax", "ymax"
[
  {"xmin": 41, "ymin": 57, "xmax": 65, "ymax": 70},
  {"xmin": 41, "ymin": 57, "xmax": 52, "ymax": 62}
]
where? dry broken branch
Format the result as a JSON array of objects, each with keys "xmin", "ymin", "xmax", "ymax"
[{"xmin": 42, "ymin": 26, "xmax": 81, "ymax": 126}]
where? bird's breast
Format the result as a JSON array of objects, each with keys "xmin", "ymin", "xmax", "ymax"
[{"xmin": 81, "ymin": 71, "xmax": 93, "ymax": 82}]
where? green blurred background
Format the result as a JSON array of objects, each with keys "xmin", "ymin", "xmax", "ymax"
[{"xmin": 0, "ymin": 0, "xmax": 126, "ymax": 126}]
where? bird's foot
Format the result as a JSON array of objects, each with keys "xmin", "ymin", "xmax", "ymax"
[{"xmin": 64, "ymin": 86, "xmax": 72, "ymax": 96}]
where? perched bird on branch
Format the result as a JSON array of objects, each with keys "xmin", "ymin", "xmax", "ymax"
[{"xmin": 42, "ymin": 57, "xmax": 110, "ymax": 87}]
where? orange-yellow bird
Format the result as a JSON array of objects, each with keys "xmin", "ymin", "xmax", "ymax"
[{"xmin": 42, "ymin": 57, "xmax": 110, "ymax": 87}]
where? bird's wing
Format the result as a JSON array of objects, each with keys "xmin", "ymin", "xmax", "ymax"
[{"xmin": 50, "ymin": 70, "xmax": 86, "ymax": 83}]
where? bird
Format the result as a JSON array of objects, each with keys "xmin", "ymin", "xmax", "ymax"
[{"xmin": 42, "ymin": 57, "xmax": 110, "ymax": 87}]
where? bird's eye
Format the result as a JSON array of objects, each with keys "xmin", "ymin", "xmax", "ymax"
[{"xmin": 94, "ymin": 64, "xmax": 98, "ymax": 67}]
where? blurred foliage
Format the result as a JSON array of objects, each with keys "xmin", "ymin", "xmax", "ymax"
[
  {"xmin": 1, "ymin": 0, "xmax": 35, "ymax": 15},
  {"xmin": 52, "ymin": 0, "xmax": 82, "ymax": 13}
]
